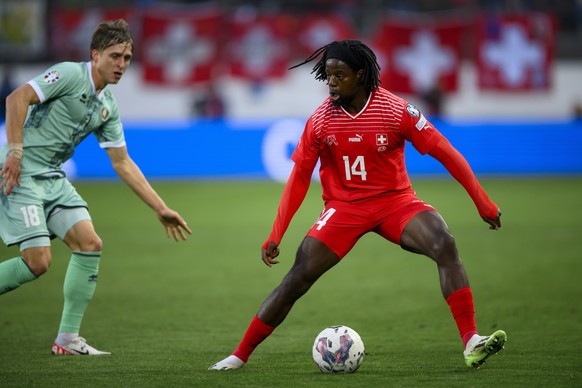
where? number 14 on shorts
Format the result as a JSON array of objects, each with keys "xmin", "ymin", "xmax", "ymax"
[{"xmin": 315, "ymin": 208, "xmax": 336, "ymax": 230}]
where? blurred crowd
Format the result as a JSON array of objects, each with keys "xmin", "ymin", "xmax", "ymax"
[
  {"xmin": 1, "ymin": 0, "xmax": 581, "ymax": 120},
  {"xmin": 42, "ymin": 0, "xmax": 582, "ymax": 60},
  {"xmin": 55, "ymin": 0, "xmax": 582, "ymax": 34}
]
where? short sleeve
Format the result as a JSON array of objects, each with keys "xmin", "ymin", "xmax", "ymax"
[
  {"xmin": 95, "ymin": 89, "xmax": 125, "ymax": 148},
  {"xmin": 27, "ymin": 62, "xmax": 83, "ymax": 103}
]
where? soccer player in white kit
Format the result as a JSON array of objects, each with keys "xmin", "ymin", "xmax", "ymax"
[{"xmin": 0, "ymin": 19, "xmax": 191, "ymax": 355}]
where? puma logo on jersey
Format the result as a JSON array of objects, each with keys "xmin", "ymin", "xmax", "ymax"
[{"xmin": 349, "ymin": 134, "xmax": 363, "ymax": 142}]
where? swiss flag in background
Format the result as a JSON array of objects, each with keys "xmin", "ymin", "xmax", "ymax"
[
  {"xmin": 52, "ymin": 8, "xmax": 133, "ymax": 61},
  {"xmin": 294, "ymin": 14, "xmax": 355, "ymax": 60},
  {"xmin": 372, "ymin": 19, "xmax": 464, "ymax": 94},
  {"xmin": 226, "ymin": 14, "xmax": 293, "ymax": 81},
  {"xmin": 141, "ymin": 10, "xmax": 223, "ymax": 85},
  {"xmin": 476, "ymin": 13, "xmax": 556, "ymax": 91}
]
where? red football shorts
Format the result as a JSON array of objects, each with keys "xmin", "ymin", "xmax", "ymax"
[{"xmin": 306, "ymin": 188, "xmax": 436, "ymax": 259}]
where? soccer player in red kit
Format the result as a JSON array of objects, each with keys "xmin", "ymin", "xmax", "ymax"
[{"xmin": 209, "ymin": 40, "xmax": 507, "ymax": 370}]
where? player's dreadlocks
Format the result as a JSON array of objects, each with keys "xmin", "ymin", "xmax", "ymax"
[{"xmin": 289, "ymin": 40, "xmax": 381, "ymax": 93}]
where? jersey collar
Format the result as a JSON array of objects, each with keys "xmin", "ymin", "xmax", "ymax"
[
  {"xmin": 85, "ymin": 61, "xmax": 105, "ymax": 100},
  {"xmin": 340, "ymin": 91, "xmax": 373, "ymax": 119}
]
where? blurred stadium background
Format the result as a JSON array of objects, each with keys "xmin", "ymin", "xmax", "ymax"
[
  {"xmin": 1, "ymin": 3, "xmax": 582, "ymax": 385},
  {"xmin": 1, "ymin": 0, "xmax": 581, "ymax": 180}
]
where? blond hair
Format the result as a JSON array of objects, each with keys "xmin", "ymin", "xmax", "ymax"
[{"xmin": 90, "ymin": 19, "xmax": 133, "ymax": 57}]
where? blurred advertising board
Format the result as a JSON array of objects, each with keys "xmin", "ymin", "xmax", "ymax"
[
  {"xmin": 0, "ymin": 0, "xmax": 47, "ymax": 62},
  {"xmin": 53, "ymin": 118, "xmax": 582, "ymax": 181}
]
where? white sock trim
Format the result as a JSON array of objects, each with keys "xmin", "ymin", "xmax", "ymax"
[{"xmin": 55, "ymin": 332, "xmax": 78, "ymax": 346}]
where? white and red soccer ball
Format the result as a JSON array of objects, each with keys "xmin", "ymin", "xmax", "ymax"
[{"xmin": 312, "ymin": 325, "xmax": 365, "ymax": 373}]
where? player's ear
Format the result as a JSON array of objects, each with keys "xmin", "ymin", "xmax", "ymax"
[
  {"xmin": 90, "ymin": 49, "xmax": 99, "ymax": 62},
  {"xmin": 356, "ymin": 69, "xmax": 364, "ymax": 81}
]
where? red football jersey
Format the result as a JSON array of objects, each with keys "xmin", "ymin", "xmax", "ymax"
[{"xmin": 292, "ymin": 87, "xmax": 441, "ymax": 203}]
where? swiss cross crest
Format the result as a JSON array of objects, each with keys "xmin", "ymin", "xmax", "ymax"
[
  {"xmin": 376, "ymin": 133, "xmax": 388, "ymax": 146},
  {"xmin": 325, "ymin": 135, "xmax": 338, "ymax": 146}
]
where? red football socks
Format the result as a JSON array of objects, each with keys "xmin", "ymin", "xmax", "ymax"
[
  {"xmin": 232, "ymin": 315, "xmax": 276, "ymax": 362},
  {"xmin": 446, "ymin": 287, "xmax": 478, "ymax": 347}
]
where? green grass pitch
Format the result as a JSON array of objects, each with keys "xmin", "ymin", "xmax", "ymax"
[{"xmin": 1, "ymin": 177, "xmax": 581, "ymax": 387}]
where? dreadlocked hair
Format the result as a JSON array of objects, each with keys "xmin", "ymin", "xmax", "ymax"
[{"xmin": 289, "ymin": 40, "xmax": 381, "ymax": 92}]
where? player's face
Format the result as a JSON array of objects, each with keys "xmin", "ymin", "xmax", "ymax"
[
  {"xmin": 325, "ymin": 59, "xmax": 363, "ymax": 107},
  {"xmin": 91, "ymin": 42, "xmax": 133, "ymax": 90}
]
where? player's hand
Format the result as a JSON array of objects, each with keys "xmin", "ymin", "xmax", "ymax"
[
  {"xmin": 481, "ymin": 209, "xmax": 502, "ymax": 230},
  {"xmin": 261, "ymin": 241, "xmax": 280, "ymax": 267},
  {"xmin": 157, "ymin": 207, "xmax": 192, "ymax": 241},
  {"xmin": 0, "ymin": 154, "xmax": 21, "ymax": 196}
]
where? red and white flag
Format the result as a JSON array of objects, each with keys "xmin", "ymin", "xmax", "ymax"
[
  {"xmin": 52, "ymin": 8, "xmax": 133, "ymax": 61},
  {"xmin": 372, "ymin": 19, "xmax": 464, "ymax": 94},
  {"xmin": 226, "ymin": 14, "xmax": 292, "ymax": 81},
  {"xmin": 476, "ymin": 13, "xmax": 556, "ymax": 91},
  {"xmin": 141, "ymin": 10, "xmax": 222, "ymax": 85},
  {"xmin": 294, "ymin": 14, "xmax": 355, "ymax": 59}
]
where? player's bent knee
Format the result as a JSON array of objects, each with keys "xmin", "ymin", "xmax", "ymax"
[
  {"xmin": 430, "ymin": 231, "xmax": 459, "ymax": 263},
  {"xmin": 70, "ymin": 233, "xmax": 103, "ymax": 252},
  {"xmin": 21, "ymin": 249, "xmax": 52, "ymax": 276},
  {"xmin": 78, "ymin": 234, "xmax": 103, "ymax": 252},
  {"xmin": 435, "ymin": 230, "xmax": 456, "ymax": 252}
]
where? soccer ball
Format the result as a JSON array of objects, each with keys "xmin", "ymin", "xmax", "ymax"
[{"xmin": 312, "ymin": 325, "xmax": 365, "ymax": 373}]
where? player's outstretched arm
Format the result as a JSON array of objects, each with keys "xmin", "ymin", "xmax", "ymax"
[
  {"xmin": 260, "ymin": 163, "xmax": 315, "ymax": 266},
  {"xmin": 428, "ymin": 136, "xmax": 501, "ymax": 230},
  {"xmin": 106, "ymin": 146, "xmax": 192, "ymax": 240}
]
